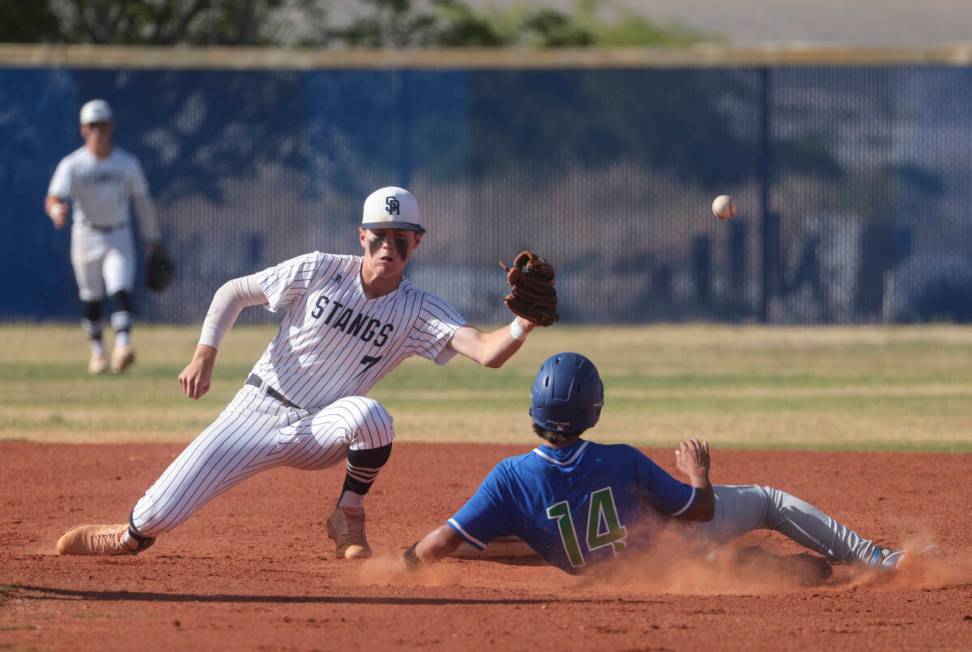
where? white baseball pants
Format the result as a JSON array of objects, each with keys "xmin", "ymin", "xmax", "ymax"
[
  {"xmin": 131, "ymin": 385, "xmax": 394, "ymax": 537},
  {"xmin": 70, "ymin": 222, "xmax": 136, "ymax": 301},
  {"xmin": 677, "ymin": 484, "xmax": 883, "ymax": 564}
]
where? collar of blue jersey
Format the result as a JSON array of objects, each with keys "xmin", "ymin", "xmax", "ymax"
[{"xmin": 532, "ymin": 439, "xmax": 589, "ymax": 466}]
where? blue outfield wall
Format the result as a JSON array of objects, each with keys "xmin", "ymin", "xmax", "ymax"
[{"xmin": 2, "ymin": 64, "xmax": 972, "ymax": 324}]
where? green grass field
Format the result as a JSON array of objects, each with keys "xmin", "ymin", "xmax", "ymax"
[{"xmin": 2, "ymin": 323, "xmax": 971, "ymax": 451}]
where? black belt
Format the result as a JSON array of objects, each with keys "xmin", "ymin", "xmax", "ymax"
[
  {"xmin": 83, "ymin": 222, "xmax": 129, "ymax": 233},
  {"xmin": 245, "ymin": 373, "xmax": 301, "ymax": 409}
]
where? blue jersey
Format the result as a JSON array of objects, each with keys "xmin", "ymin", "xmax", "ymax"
[{"xmin": 447, "ymin": 439, "xmax": 697, "ymax": 574}]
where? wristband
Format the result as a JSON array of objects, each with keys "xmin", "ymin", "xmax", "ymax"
[
  {"xmin": 403, "ymin": 542, "xmax": 422, "ymax": 570},
  {"xmin": 509, "ymin": 319, "xmax": 527, "ymax": 341}
]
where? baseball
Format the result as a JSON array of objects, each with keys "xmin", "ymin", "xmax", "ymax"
[{"xmin": 711, "ymin": 195, "xmax": 735, "ymax": 221}]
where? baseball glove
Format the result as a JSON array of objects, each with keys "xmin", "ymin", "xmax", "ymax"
[
  {"xmin": 146, "ymin": 245, "xmax": 175, "ymax": 292},
  {"xmin": 500, "ymin": 250, "xmax": 559, "ymax": 327}
]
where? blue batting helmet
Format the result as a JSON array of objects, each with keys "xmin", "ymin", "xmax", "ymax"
[{"xmin": 530, "ymin": 352, "xmax": 604, "ymax": 434}]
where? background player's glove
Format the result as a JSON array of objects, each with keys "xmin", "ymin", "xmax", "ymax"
[
  {"xmin": 500, "ymin": 250, "xmax": 559, "ymax": 327},
  {"xmin": 146, "ymin": 245, "xmax": 175, "ymax": 292}
]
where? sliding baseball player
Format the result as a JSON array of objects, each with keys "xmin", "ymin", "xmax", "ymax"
[{"xmin": 402, "ymin": 352, "xmax": 938, "ymax": 575}]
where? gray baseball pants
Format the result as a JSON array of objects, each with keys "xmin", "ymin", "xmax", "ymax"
[{"xmin": 678, "ymin": 484, "xmax": 882, "ymax": 563}]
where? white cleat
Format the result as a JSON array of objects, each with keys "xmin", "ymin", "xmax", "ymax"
[
  {"xmin": 88, "ymin": 351, "xmax": 109, "ymax": 375},
  {"xmin": 110, "ymin": 344, "xmax": 136, "ymax": 373}
]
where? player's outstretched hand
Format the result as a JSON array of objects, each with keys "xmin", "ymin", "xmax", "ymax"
[
  {"xmin": 179, "ymin": 345, "xmax": 217, "ymax": 399},
  {"xmin": 675, "ymin": 438, "xmax": 711, "ymax": 485}
]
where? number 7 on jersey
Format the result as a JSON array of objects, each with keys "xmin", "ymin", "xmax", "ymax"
[{"xmin": 356, "ymin": 354, "xmax": 383, "ymax": 377}]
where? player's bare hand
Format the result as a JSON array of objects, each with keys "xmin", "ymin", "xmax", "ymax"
[
  {"xmin": 675, "ymin": 438, "xmax": 711, "ymax": 484},
  {"xmin": 179, "ymin": 345, "xmax": 217, "ymax": 399},
  {"xmin": 49, "ymin": 202, "xmax": 67, "ymax": 229}
]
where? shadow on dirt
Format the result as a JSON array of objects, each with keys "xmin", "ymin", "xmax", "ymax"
[{"xmin": 8, "ymin": 584, "xmax": 665, "ymax": 606}]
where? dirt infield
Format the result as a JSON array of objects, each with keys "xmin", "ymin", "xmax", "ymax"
[{"xmin": 2, "ymin": 442, "xmax": 971, "ymax": 651}]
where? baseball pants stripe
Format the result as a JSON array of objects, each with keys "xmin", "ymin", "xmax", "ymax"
[{"xmin": 131, "ymin": 386, "xmax": 394, "ymax": 537}]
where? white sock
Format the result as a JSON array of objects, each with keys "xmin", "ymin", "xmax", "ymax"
[
  {"xmin": 115, "ymin": 330, "xmax": 131, "ymax": 347},
  {"xmin": 338, "ymin": 490, "xmax": 366, "ymax": 509},
  {"xmin": 89, "ymin": 340, "xmax": 106, "ymax": 355},
  {"xmin": 120, "ymin": 530, "xmax": 139, "ymax": 552}
]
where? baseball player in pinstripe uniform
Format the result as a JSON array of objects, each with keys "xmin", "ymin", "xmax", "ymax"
[
  {"xmin": 45, "ymin": 99, "xmax": 162, "ymax": 374},
  {"xmin": 57, "ymin": 186, "xmax": 543, "ymax": 559}
]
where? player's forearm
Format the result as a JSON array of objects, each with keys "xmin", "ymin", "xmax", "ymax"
[
  {"xmin": 406, "ymin": 526, "xmax": 463, "ymax": 568},
  {"xmin": 687, "ymin": 484, "xmax": 715, "ymax": 521},
  {"xmin": 684, "ymin": 465, "xmax": 711, "ymax": 489},
  {"xmin": 455, "ymin": 318, "xmax": 536, "ymax": 368},
  {"xmin": 674, "ymin": 438, "xmax": 713, "ymax": 520},
  {"xmin": 191, "ymin": 344, "xmax": 218, "ymax": 365},
  {"xmin": 198, "ymin": 275, "xmax": 268, "ymax": 350},
  {"xmin": 480, "ymin": 324, "xmax": 528, "ymax": 368},
  {"xmin": 680, "ymin": 477, "xmax": 715, "ymax": 522}
]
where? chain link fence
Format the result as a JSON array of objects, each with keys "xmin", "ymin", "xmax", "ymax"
[{"xmin": 3, "ymin": 54, "xmax": 971, "ymax": 324}]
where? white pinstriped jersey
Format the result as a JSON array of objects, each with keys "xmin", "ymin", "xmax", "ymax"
[
  {"xmin": 48, "ymin": 147, "xmax": 151, "ymax": 229},
  {"xmin": 251, "ymin": 252, "xmax": 467, "ymax": 410}
]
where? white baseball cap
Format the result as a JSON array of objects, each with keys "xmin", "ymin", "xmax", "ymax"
[
  {"xmin": 79, "ymin": 99, "xmax": 113, "ymax": 125},
  {"xmin": 361, "ymin": 186, "xmax": 425, "ymax": 233}
]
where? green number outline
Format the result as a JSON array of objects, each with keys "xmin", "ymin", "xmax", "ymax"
[
  {"xmin": 546, "ymin": 500, "xmax": 585, "ymax": 568},
  {"xmin": 586, "ymin": 487, "xmax": 628, "ymax": 556},
  {"xmin": 545, "ymin": 486, "xmax": 628, "ymax": 568}
]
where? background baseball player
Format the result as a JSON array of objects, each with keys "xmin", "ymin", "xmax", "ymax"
[
  {"xmin": 402, "ymin": 352, "xmax": 930, "ymax": 575},
  {"xmin": 45, "ymin": 99, "xmax": 162, "ymax": 374},
  {"xmin": 56, "ymin": 186, "xmax": 555, "ymax": 560}
]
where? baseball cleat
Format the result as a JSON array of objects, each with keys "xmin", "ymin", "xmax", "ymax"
[
  {"xmin": 868, "ymin": 544, "xmax": 944, "ymax": 571},
  {"xmin": 88, "ymin": 351, "xmax": 109, "ymax": 375},
  {"xmin": 56, "ymin": 524, "xmax": 137, "ymax": 556},
  {"xmin": 110, "ymin": 345, "xmax": 136, "ymax": 373},
  {"xmin": 868, "ymin": 546, "xmax": 905, "ymax": 570},
  {"xmin": 326, "ymin": 507, "xmax": 371, "ymax": 559}
]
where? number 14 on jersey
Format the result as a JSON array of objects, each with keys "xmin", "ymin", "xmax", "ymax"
[{"xmin": 546, "ymin": 486, "xmax": 628, "ymax": 569}]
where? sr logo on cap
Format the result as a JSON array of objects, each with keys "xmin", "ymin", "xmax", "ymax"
[{"xmin": 362, "ymin": 186, "xmax": 424, "ymax": 233}]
